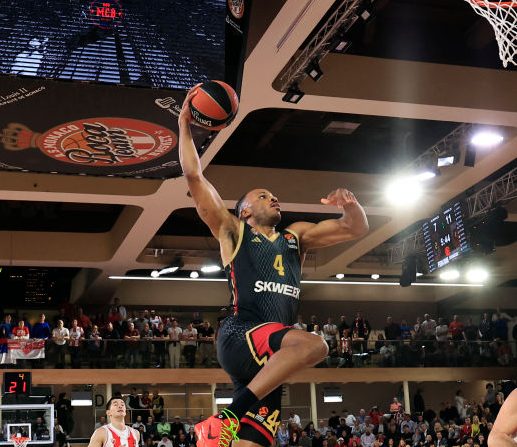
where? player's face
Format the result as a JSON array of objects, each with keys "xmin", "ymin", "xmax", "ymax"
[
  {"xmin": 107, "ymin": 399, "xmax": 126, "ymax": 418},
  {"xmin": 244, "ymin": 189, "xmax": 281, "ymax": 226}
]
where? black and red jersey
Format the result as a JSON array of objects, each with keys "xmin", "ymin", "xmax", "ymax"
[{"xmin": 224, "ymin": 221, "xmax": 302, "ymax": 325}]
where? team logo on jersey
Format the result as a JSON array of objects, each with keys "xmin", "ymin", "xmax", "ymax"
[
  {"xmin": 258, "ymin": 406, "xmax": 269, "ymax": 417},
  {"xmin": 251, "ymin": 236, "xmax": 261, "ymax": 243},
  {"xmin": 284, "ymin": 233, "xmax": 298, "ymax": 249}
]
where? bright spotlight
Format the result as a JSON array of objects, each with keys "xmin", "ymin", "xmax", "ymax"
[
  {"xmin": 201, "ymin": 265, "xmax": 222, "ymax": 273},
  {"xmin": 439, "ymin": 269, "xmax": 460, "ymax": 281},
  {"xmin": 335, "ymin": 273, "xmax": 345, "ymax": 279},
  {"xmin": 414, "ymin": 170, "xmax": 437, "ymax": 181},
  {"xmin": 371, "ymin": 274, "xmax": 380, "ymax": 280},
  {"xmin": 416, "ymin": 272, "xmax": 423, "ymax": 277},
  {"xmin": 150, "ymin": 270, "xmax": 160, "ymax": 278},
  {"xmin": 466, "ymin": 267, "xmax": 488, "ymax": 283},
  {"xmin": 385, "ymin": 177, "xmax": 423, "ymax": 206},
  {"xmin": 190, "ymin": 271, "xmax": 199, "ymax": 279},
  {"xmin": 471, "ymin": 131, "xmax": 503, "ymax": 148}
]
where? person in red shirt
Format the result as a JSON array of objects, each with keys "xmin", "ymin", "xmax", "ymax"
[
  {"xmin": 77, "ymin": 308, "xmax": 92, "ymax": 330},
  {"xmin": 12, "ymin": 320, "xmax": 30, "ymax": 339},
  {"xmin": 460, "ymin": 416, "xmax": 473, "ymax": 442},
  {"xmin": 449, "ymin": 315, "xmax": 465, "ymax": 341}
]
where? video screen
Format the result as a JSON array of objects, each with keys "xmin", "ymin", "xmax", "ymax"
[{"xmin": 0, "ymin": 0, "xmax": 226, "ymax": 89}]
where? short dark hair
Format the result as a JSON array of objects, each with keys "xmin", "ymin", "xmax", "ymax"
[
  {"xmin": 234, "ymin": 192, "xmax": 248, "ymax": 218},
  {"xmin": 106, "ymin": 397, "xmax": 125, "ymax": 410}
]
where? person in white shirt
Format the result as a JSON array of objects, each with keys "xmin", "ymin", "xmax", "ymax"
[
  {"xmin": 182, "ymin": 323, "xmax": 197, "ymax": 368},
  {"xmin": 293, "ymin": 315, "xmax": 307, "ymax": 331},
  {"xmin": 149, "ymin": 310, "xmax": 162, "ymax": 329},
  {"xmin": 167, "ymin": 320, "xmax": 183, "ymax": 368},
  {"xmin": 435, "ymin": 318, "xmax": 449, "ymax": 342},
  {"xmin": 345, "ymin": 411, "xmax": 356, "ymax": 427},
  {"xmin": 488, "ymin": 389, "xmax": 517, "ymax": 447},
  {"xmin": 323, "ymin": 317, "xmax": 338, "ymax": 344},
  {"xmin": 52, "ymin": 320, "xmax": 70, "ymax": 368},
  {"xmin": 157, "ymin": 436, "xmax": 172, "ymax": 447},
  {"xmin": 360, "ymin": 428, "xmax": 376, "ymax": 447},
  {"xmin": 288, "ymin": 412, "xmax": 301, "ymax": 428}
]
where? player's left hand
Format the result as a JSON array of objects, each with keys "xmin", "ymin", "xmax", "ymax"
[{"xmin": 320, "ymin": 188, "xmax": 359, "ymax": 209}]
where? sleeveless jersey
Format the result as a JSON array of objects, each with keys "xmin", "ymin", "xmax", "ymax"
[
  {"xmin": 225, "ymin": 221, "xmax": 302, "ymax": 325},
  {"xmin": 102, "ymin": 424, "xmax": 138, "ymax": 447}
]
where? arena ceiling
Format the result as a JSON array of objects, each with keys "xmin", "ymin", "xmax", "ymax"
[{"xmin": 0, "ymin": 0, "xmax": 516, "ymax": 310}]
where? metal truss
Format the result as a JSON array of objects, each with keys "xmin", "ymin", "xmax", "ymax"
[
  {"xmin": 387, "ymin": 166, "xmax": 517, "ymax": 265},
  {"xmin": 278, "ymin": 0, "xmax": 365, "ymax": 92},
  {"xmin": 467, "ymin": 166, "xmax": 517, "ymax": 218}
]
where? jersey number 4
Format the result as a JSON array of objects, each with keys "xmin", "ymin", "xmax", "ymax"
[{"xmin": 273, "ymin": 255, "xmax": 285, "ymax": 276}]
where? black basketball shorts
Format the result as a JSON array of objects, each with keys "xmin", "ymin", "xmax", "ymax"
[{"xmin": 217, "ymin": 316, "xmax": 292, "ymax": 446}]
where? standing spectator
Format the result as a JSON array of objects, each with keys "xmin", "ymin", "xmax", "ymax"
[
  {"xmin": 289, "ymin": 411, "xmax": 301, "ymax": 429},
  {"xmin": 400, "ymin": 319, "xmax": 412, "ymax": 340},
  {"xmin": 413, "ymin": 316, "xmax": 424, "ymax": 340},
  {"xmin": 421, "ymin": 314, "xmax": 437, "ymax": 340},
  {"xmin": 390, "ymin": 397, "xmax": 403, "ymax": 414},
  {"xmin": 110, "ymin": 297, "xmax": 127, "ymax": 322},
  {"xmin": 182, "ymin": 323, "xmax": 198, "ymax": 368},
  {"xmin": 68, "ymin": 319, "xmax": 84, "ymax": 368},
  {"xmin": 32, "ymin": 313, "xmax": 51, "ymax": 339},
  {"xmin": 306, "ymin": 315, "xmax": 319, "ymax": 333},
  {"xmin": 337, "ymin": 315, "xmax": 349, "ymax": 337},
  {"xmin": 329, "ymin": 411, "xmax": 341, "ymax": 431},
  {"xmin": 384, "ymin": 316, "xmax": 402, "ymax": 341},
  {"xmin": 167, "ymin": 320, "xmax": 183, "ymax": 369},
  {"xmin": 52, "ymin": 320, "xmax": 69, "ymax": 368},
  {"xmin": 151, "ymin": 390, "xmax": 165, "ymax": 422},
  {"xmin": 153, "ymin": 322, "xmax": 168, "ymax": 368},
  {"xmin": 485, "ymin": 383, "xmax": 496, "ymax": 407},
  {"xmin": 12, "ymin": 320, "xmax": 30, "ymax": 339},
  {"xmin": 87, "ymin": 324, "xmax": 103, "ymax": 368},
  {"xmin": 140, "ymin": 322, "xmax": 154, "ymax": 367},
  {"xmin": 436, "ymin": 318, "xmax": 449, "ymax": 342},
  {"xmin": 338, "ymin": 330, "xmax": 353, "ymax": 368},
  {"xmin": 149, "ymin": 310, "xmax": 162, "ymax": 329},
  {"xmin": 0, "ymin": 314, "xmax": 13, "ymax": 337},
  {"xmin": 53, "ymin": 309, "xmax": 70, "ymax": 330},
  {"xmin": 352, "ymin": 311, "xmax": 371, "ymax": 353},
  {"xmin": 127, "ymin": 387, "xmax": 143, "ymax": 423},
  {"xmin": 56, "ymin": 393, "xmax": 73, "ymax": 435},
  {"xmin": 464, "ymin": 318, "xmax": 480, "ymax": 342},
  {"xmin": 323, "ymin": 317, "xmax": 339, "ymax": 345},
  {"xmin": 293, "ymin": 315, "xmax": 308, "ymax": 331},
  {"xmin": 76, "ymin": 308, "xmax": 91, "ymax": 331},
  {"xmin": 455, "ymin": 390, "xmax": 467, "ymax": 420},
  {"xmin": 102, "ymin": 322, "xmax": 120, "ymax": 367},
  {"xmin": 479, "ymin": 313, "xmax": 493, "ymax": 341},
  {"xmin": 124, "ymin": 322, "xmax": 141, "ymax": 367},
  {"xmin": 197, "ymin": 321, "xmax": 215, "ymax": 367},
  {"xmin": 449, "ymin": 315, "xmax": 464, "ymax": 341},
  {"xmin": 134, "ymin": 311, "xmax": 148, "ymax": 333},
  {"xmin": 493, "ymin": 313, "xmax": 509, "ymax": 341}
]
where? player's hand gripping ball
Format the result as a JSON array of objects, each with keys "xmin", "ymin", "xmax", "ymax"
[{"xmin": 189, "ymin": 80, "xmax": 239, "ymax": 131}]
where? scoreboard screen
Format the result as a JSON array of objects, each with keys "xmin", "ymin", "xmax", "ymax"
[
  {"xmin": 3, "ymin": 372, "xmax": 31, "ymax": 395},
  {"xmin": 422, "ymin": 201, "xmax": 470, "ymax": 273}
]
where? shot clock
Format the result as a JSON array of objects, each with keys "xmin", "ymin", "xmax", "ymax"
[
  {"xmin": 3, "ymin": 372, "xmax": 31, "ymax": 395},
  {"xmin": 422, "ymin": 201, "xmax": 470, "ymax": 273}
]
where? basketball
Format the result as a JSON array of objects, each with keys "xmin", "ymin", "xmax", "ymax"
[{"xmin": 189, "ymin": 80, "xmax": 239, "ymax": 130}]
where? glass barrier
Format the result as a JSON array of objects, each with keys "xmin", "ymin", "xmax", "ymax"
[{"xmin": 0, "ymin": 338, "xmax": 515, "ymax": 369}]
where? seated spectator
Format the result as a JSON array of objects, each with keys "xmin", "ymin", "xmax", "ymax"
[
  {"xmin": 94, "ymin": 416, "xmax": 107, "ymax": 429},
  {"xmin": 171, "ymin": 416, "xmax": 185, "ymax": 439},
  {"xmin": 360, "ymin": 427, "xmax": 375, "ymax": 447},
  {"xmin": 299, "ymin": 430, "xmax": 312, "ymax": 447},
  {"xmin": 174, "ymin": 432, "xmax": 188, "ymax": 447},
  {"xmin": 293, "ymin": 315, "xmax": 307, "ymax": 331},
  {"xmin": 380, "ymin": 341, "xmax": 396, "ymax": 367},
  {"xmin": 185, "ymin": 426, "xmax": 196, "ymax": 446},
  {"xmin": 277, "ymin": 422, "xmax": 290, "ymax": 447},
  {"xmin": 145, "ymin": 416, "xmax": 157, "ymax": 442},
  {"xmin": 157, "ymin": 416, "xmax": 171, "ymax": 438},
  {"xmin": 157, "ymin": 435, "xmax": 173, "ymax": 447}
]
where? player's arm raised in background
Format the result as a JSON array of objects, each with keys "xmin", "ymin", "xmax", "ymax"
[
  {"xmin": 288, "ymin": 188, "xmax": 369, "ymax": 252},
  {"xmin": 178, "ymin": 88, "xmax": 238, "ymax": 244},
  {"xmin": 488, "ymin": 390, "xmax": 517, "ymax": 447}
]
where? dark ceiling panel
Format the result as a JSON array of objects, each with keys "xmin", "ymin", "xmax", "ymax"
[
  {"xmin": 0, "ymin": 201, "xmax": 125, "ymax": 232},
  {"xmin": 212, "ymin": 109, "xmax": 459, "ymax": 173},
  {"xmin": 346, "ymin": 0, "xmax": 515, "ymax": 70},
  {"xmin": 158, "ymin": 207, "xmax": 342, "ymax": 237}
]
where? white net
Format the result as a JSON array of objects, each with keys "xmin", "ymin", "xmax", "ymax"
[{"xmin": 464, "ymin": 0, "xmax": 517, "ymax": 67}]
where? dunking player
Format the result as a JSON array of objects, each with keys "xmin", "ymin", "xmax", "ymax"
[
  {"xmin": 88, "ymin": 398, "xmax": 140, "ymax": 447},
  {"xmin": 488, "ymin": 389, "xmax": 517, "ymax": 446},
  {"xmin": 178, "ymin": 88, "xmax": 369, "ymax": 447}
]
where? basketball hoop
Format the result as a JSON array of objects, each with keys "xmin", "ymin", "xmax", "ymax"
[
  {"xmin": 464, "ymin": 0, "xmax": 517, "ymax": 67},
  {"xmin": 10, "ymin": 437, "xmax": 30, "ymax": 447}
]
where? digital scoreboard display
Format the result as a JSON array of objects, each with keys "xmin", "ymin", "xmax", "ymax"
[
  {"xmin": 422, "ymin": 201, "xmax": 470, "ymax": 273},
  {"xmin": 3, "ymin": 372, "xmax": 31, "ymax": 395}
]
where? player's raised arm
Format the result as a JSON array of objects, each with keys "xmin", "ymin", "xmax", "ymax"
[
  {"xmin": 488, "ymin": 390, "xmax": 517, "ymax": 447},
  {"xmin": 178, "ymin": 88, "xmax": 237, "ymax": 240},
  {"xmin": 87, "ymin": 427, "xmax": 106, "ymax": 447},
  {"xmin": 288, "ymin": 188, "xmax": 369, "ymax": 252}
]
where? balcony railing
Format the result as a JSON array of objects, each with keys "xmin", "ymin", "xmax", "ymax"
[{"xmin": 0, "ymin": 338, "xmax": 515, "ymax": 369}]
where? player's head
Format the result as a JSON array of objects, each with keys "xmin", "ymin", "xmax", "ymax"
[
  {"xmin": 105, "ymin": 397, "xmax": 126, "ymax": 418},
  {"xmin": 234, "ymin": 189, "xmax": 281, "ymax": 226}
]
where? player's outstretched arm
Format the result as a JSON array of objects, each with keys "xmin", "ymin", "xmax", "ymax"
[
  {"xmin": 178, "ymin": 88, "xmax": 237, "ymax": 239},
  {"xmin": 288, "ymin": 188, "xmax": 369, "ymax": 251},
  {"xmin": 87, "ymin": 427, "xmax": 106, "ymax": 447},
  {"xmin": 488, "ymin": 390, "xmax": 517, "ymax": 447}
]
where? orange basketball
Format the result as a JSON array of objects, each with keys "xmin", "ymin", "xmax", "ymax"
[{"xmin": 189, "ymin": 80, "xmax": 239, "ymax": 130}]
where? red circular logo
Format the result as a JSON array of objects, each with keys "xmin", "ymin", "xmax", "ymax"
[
  {"xmin": 258, "ymin": 407, "xmax": 269, "ymax": 417},
  {"xmin": 38, "ymin": 117, "xmax": 177, "ymax": 166},
  {"xmin": 444, "ymin": 246, "xmax": 451, "ymax": 257},
  {"xmin": 228, "ymin": 0, "xmax": 245, "ymax": 19}
]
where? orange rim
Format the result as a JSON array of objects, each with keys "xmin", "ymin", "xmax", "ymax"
[{"xmin": 472, "ymin": 0, "xmax": 517, "ymax": 7}]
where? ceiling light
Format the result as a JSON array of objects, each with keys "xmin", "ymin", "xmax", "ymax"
[
  {"xmin": 385, "ymin": 177, "xmax": 423, "ymax": 206},
  {"xmin": 414, "ymin": 170, "xmax": 437, "ymax": 181},
  {"xmin": 190, "ymin": 271, "xmax": 199, "ymax": 279},
  {"xmin": 335, "ymin": 273, "xmax": 345, "ymax": 279},
  {"xmin": 371, "ymin": 274, "xmax": 380, "ymax": 280},
  {"xmin": 471, "ymin": 131, "xmax": 503, "ymax": 148},
  {"xmin": 282, "ymin": 84, "xmax": 304, "ymax": 104},
  {"xmin": 150, "ymin": 270, "xmax": 160, "ymax": 278},
  {"xmin": 466, "ymin": 267, "xmax": 488, "ymax": 283},
  {"xmin": 437, "ymin": 156, "xmax": 455, "ymax": 167},
  {"xmin": 439, "ymin": 269, "xmax": 460, "ymax": 281},
  {"xmin": 323, "ymin": 388, "xmax": 343, "ymax": 403},
  {"xmin": 158, "ymin": 266, "xmax": 179, "ymax": 275},
  {"xmin": 416, "ymin": 272, "xmax": 423, "ymax": 277},
  {"xmin": 214, "ymin": 389, "xmax": 233, "ymax": 405},
  {"xmin": 305, "ymin": 60, "xmax": 323, "ymax": 81},
  {"xmin": 201, "ymin": 265, "xmax": 222, "ymax": 273}
]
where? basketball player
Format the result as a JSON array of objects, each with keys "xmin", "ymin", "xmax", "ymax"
[
  {"xmin": 488, "ymin": 389, "xmax": 517, "ymax": 446},
  {"xmin": 178, "ymin": 88, "xmax": 369, "ymax": 447},
  {"xmin": 88, "ymin": 398, "xmax": 140, "ymax": 447}
]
